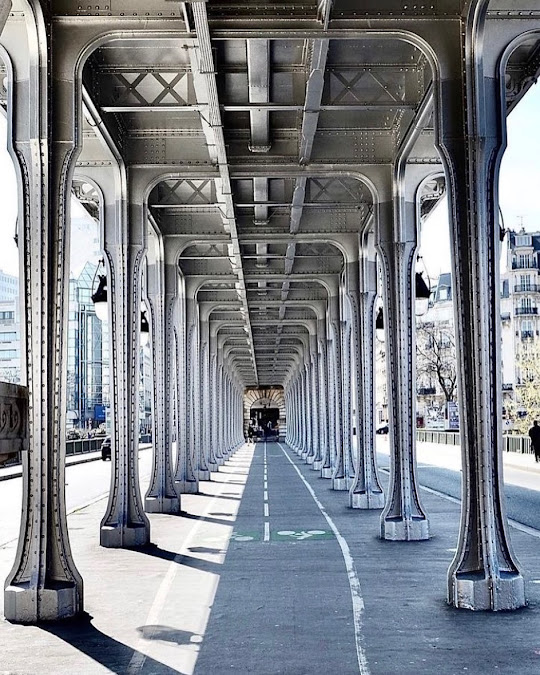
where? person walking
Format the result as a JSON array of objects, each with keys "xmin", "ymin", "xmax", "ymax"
[{"xmin": 528, "ymin": 420, "xmax": 540, "ymax": 462}]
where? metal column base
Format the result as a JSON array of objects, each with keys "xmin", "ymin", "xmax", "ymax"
[
  {"xmin": 321, "ymin": 467, "xmax": 333, "ymax": 478},
  {"xmin": 449, "ymin": 572, "xmax": 526, "ymax": 611},
  {"xmin": 176, "ymin": 480, "xmax": 199, "ymax": 494},
  {"xmin": 301, "ymin": 450, "xmax": 309, "ymax": 460},
  {"xmin": 312, "ymin": 460, "xmax": 323, "ymax": 471},
  {"xmin": 332, "ymin": 477, "xmax": 348, "ymax": 490},
  {"xmin": 100, "ymin": 523, "xmax": 150, "ymax": 548},
  {"xmin": 198, "ymin": 470, "xmax": 211, "ymax": 481},
  {"xmin": 208, "ymin": 462, "xmax": 219, "ymax": 472},
  {"xmin": 349, "ymin": 491, "xmax": 385, "ymax": 509},
  {"xmin": 144, "ymin": 495, "xmax": 180, "ymax": 514},
  {"xmin": 306, "ymin": 455, "xmax": 315, "ymax": 465},
  {"xmin": 4, "ymin": 583, "xmax": 83, "ymax": 623},
  {"xmin": 381, "ymin": 517, "xmax": 429, "ymax": 541}
]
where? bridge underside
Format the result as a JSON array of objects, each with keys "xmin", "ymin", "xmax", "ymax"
[{"xmin": 0, "ymin": 0, "xmax": 539, "ymax": 622}]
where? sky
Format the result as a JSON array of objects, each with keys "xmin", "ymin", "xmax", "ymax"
[
  {"xmin": 420, "ymin": 81, "xmax": 540, "ymax": 278},
  {"xmin": 0, "ymin": 82, "xmax": 539, "ymax": 281}
]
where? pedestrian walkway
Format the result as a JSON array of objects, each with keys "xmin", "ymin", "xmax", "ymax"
[{"xmin": 1, "ymin": 442, "xmax": 540, "ymax": 674}]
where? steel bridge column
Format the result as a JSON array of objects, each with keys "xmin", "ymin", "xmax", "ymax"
[
  {"xmin": 210, "ymin": 330, "xmax": 224, "ymax": 466},
  {"xmin": 306, "ymin": 334, "xmax": 320, "ymax": 465},
  {"xmin": 205, "ymin": 324, "xmax": 220, "ymax": 471},
  {"xmin": 100, "ymin": 194, "xmax": 151, "ymax": 547},
  {"xmin": 301, "ymin": 356, "xmax": 312, "ymax": 460},
  {"xmin": 329, "ymin": 295, "xmax": 347, "ymax": 490},
  {"xmin": 216, "ymin": 360, "xmax": 226, "ymax": 460},
  {"xmin": 299, "ymin": 366, "xmax": 308, "ymax": 457},
  {"xmin": 377, "ymin": 197, "xmax": 429, "ymax": 541},
  {"xmin": 173, "ymin": 290, "xmax": 188, "ymax": 493},
  {"xmin": 436, "ymin": 18, "xmax": 525, "ymax": 611},
  {"xmin": 313, "ymin": 320, "xmax": 328, "ymax": 472},
  {"xmin": 197, "ymin": 320, "xmax": 210, "ymax": 481},
  {"xmin": 145, "ymin": 261, "xmax": 180, "ymax": 514},
  {"xmin": 321, "ymin": 334, "xmax": 335, "ymax": 478},
  {"xmin": 341, "ymin": 318, "xmax": 354, "ymax": 486},
  {"xmin": 347, "ymin": 255, "xmax": 385, "ymax": 509},
  {"xmin": 183, "ymin": 297, "xmax": 200, "ymax": 493},
  {"xmin": 3, "ymin": 20, "xmax": 84, "ymax": 621}
]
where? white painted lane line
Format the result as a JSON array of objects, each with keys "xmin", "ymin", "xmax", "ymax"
[
  {"xmin": 263, "ymin": 490, "xmax": 269, "ymax": 501},
  {"xmin": 264, "ymin": 521, "xmax": 270, "ymax": 542},
  {"xmin": 264, "ymin": 503, "xmax": 269, "ymax": 517},
  {"xmin": 278, "ymin": 443, "xmax": 370, "ymax": 675}
]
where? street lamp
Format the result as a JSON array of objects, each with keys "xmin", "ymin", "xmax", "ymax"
[
  {"xmin": 415, "ymin": 271, "xmax": 431, "ymax": 316},
  {"xmin": 91, "ymin": 260, "xmax": 108, "ymax": 322},
  {"xmin": 140, "ymin": 308, "xmax": 150, "ymax": 348},
  {"xmin": 92, "ymin": 260, "xmax": 150, "ymax": 348},
  {"xmin": 375, "ymin": 306, "xmax": 384, "ymax": 340}
]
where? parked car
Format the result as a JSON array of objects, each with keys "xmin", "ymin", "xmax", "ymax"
[
  {"xmin": 66, "ymin": 429, "xmax": 80, "ymax": 441},
  {"xmin": 376, "ymin": 424, "xmax": 389, "ymax": 435},
  {"xmin": 101, "ymin": 436, "xmax": 111, "ymax": 461}
]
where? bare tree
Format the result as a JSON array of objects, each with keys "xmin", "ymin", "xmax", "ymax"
[
  {"xmin": 507, "ymin": 340, "xmax": 540, "ymax": 435},
  {"xmin": 416, "ymin": 321, "xmax": 457, "ymax": 403}
]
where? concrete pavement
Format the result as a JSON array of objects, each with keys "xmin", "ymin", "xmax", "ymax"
[{"xmin": 1, "ymin": 442, "xmax": 540, "ymax": 673}]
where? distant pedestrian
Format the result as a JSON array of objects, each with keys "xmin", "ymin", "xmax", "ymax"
[
  {"xmin": 247, "ymin": 424, "xmax": 255, "ymax": 444},
  {"xmin": 528, "ymin": 420, "xmax": 540, "ymax": 462}
]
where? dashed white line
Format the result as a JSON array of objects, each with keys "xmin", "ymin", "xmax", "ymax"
[
  {"xmin": 278, "ymin": 443, "xmax": 370, "ymax": 675},
  {"xmin": 263, "ymin": 441, "xmax": 270, "ymax": 542}
]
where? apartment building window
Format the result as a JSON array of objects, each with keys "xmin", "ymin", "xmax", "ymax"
[
  {"xmin": 520, "ymin": 274, "xmax": 531, "ymax": 290},
  {"xmin": 521, "ymin": 320, "xmax": 534, "ymax": 340},
  {"xmin": 516, "ymin": 234, "xmax": 532, "ymax": 247}
]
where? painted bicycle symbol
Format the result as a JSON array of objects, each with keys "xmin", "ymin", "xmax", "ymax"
[{"xmin": 276, "ymin": 529, "xmax": 327, "ymax": 540}]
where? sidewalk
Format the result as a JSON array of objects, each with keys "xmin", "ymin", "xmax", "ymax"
[
  {"xmin": 1, "ymin": 442, "xmax": 540, "ymax": 674},
  {"xmin": 0, "ymin": 443, "xmax": 153, "ymax": 482}
]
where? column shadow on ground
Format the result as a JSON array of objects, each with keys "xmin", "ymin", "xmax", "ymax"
[
  {"xmin": 179, "ymin": 511, "xmax": 233, "ymax": 526},
  {"xmin": 129, "ymin": 544, "xmax": 223, "ymax": 574},
  {"xmin": 196, "ymin": 491, "xmax": 241, "ymax": 501},
  {"xmin": 40, "ymin": 614, "xmax": 181, "ymax": 675}
]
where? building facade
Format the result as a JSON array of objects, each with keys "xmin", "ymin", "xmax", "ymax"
[
  {"xmin": 0, "ymin": 269, "xmax": 20, "ymax": 384},
  {"xmin": 501, "ymin": 230, "xmax": 540, "ymax": 421},
  {"xmin": 67, "ymin": 261, "xmax": 109, "ymax": 429}
]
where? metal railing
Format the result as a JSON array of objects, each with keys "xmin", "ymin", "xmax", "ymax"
[
  {"xmin": 416, "ymin": 429, "xmax": 532, "ymax": 454},
  {"xmin": 515, "ymin": 307, "xmax": 538, "ymax": 315},
  {"xmin": 514, "ymin": 284, "xmax": 539, "ymax": 293}
]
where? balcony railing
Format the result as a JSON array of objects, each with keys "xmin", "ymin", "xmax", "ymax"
[
  {"xmin": 521, "ymin": 330, "xmax": 535, "ymax": 339},
  {"xmin": 515, "ymin": 307, "xmax": 538, "ymax": 315},
  {"xmin": 512, "ymin": 260, "xmax": 538, "ymax": 270},
  {"xmin": 514, "ymin": 284, "xmax": 539, "ymax": 293}
]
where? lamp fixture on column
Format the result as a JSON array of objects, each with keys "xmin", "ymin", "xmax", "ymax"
[
  {"xmin": 375, "ymin": 306, "xmax": 384, "ymax": 340},
  {"xmin": 91, "ymin": 258, "xmax": 108, "ymax": 322},
  {"xmin": 140, "ymin": 308, "xmax": 150, "ymax": 348},
  {"xmin": 415, "ymin": 271, "xmax": 431, "ymax": 316}
]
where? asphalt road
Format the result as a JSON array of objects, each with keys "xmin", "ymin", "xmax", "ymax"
[
  {"xmin": 0, "ymin": 447, "xmax": 153, "ymax": 548},
  {"xmin": 377, "ymin": 437, "xmax": 540, "ymax": 532}
]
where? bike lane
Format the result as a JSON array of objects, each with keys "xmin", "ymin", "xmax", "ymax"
[{"xmin": 195, "ymin": 441, "xmax": 361, "ymax": 674}]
